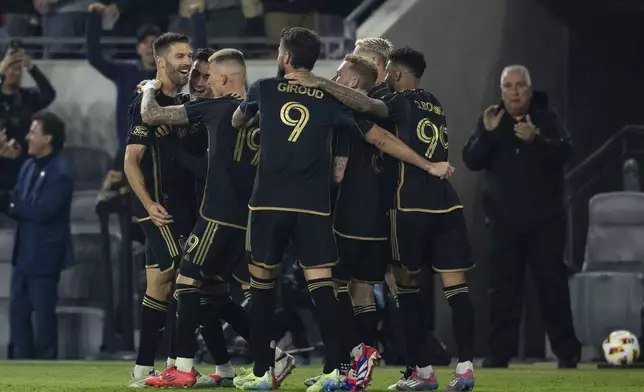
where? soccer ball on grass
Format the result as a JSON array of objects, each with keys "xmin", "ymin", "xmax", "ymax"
[{"xmin": 602, "ymin": 330, "xmax": 640, "ymax": 366}]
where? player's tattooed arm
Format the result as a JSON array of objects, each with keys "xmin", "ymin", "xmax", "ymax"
[
  {"xmin": 285, "ymin": 71, "xmax": 389, "ymax": 118},
  {"xmin": 140, "ymin": 86, "xmax": 189, "ymax": 125},
  {"xmin": 364, "ymin": 124, "xmax": 455, "ymax": 180},
  {"xmin": 333, "ymin": 156, "xmax": 348, "ymax": 183},
  {"xmin": 232, "ymin": 107, "xmax": 249, "ymax": 128}
]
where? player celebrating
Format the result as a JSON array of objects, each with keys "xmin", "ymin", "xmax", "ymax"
[
  {"xmin": 286, "ymin": 47, "xmax": 476, "ymax": 391},
  {"xmin": 136, "ymin": 48, "xmax": 295, "ymax": 388},
  {"xmin": 123, "ymin": 32, "xmax": 193, "ymax": 387},
  {"xmin": 232, "ymin": 27, "xmax": 453, "ymax": 391}
]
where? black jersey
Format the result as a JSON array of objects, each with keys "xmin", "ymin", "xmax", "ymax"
[
  {"xmin": 384, "ymin": 89, "xmax": 462, "ymax": 213},
  {"xmin": 184, "ymin": 95, "xmax": 258, "ymax": 229},
  {"xmin": 126, "ymin": 91, "xmax": 190, "ymax": 221},
  {"xmin": 333, "ymin": 115, "xmax": 389, "ymax": 239},
  {"xmin": 239, "ymin": 77, "xmax": 355, "ymax": 216}
]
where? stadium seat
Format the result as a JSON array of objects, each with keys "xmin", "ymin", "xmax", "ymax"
[
  {"xmin": 60, "ymin": 146, "xmax": 113, "ymax": 192},
  {"xmin": 569, "ymin": 192, "xmax": 644, "ymax": 349}
]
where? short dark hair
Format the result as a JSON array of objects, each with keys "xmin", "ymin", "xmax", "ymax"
[
  {"xmin": 136, "ymin": 24, "xmax": 162, "ymax": 43},
  {"xmin": 280, "ymin": 27, "xmax": 321, "ymax": 70},
  {"xmin": 209, "ymin": 48, "xmax": 246, "ymax": 67},
  {"xmin": 343, "ymin": 54, "xmax": 378, "ymax": 90},
  {"xmin": 194, "ymin": 48, "xmax": 215, "ymax": 63},
  {"xmin": 389, "ymin": 46, "xmax": 426, "ymax": 78},
  {"xmin": 153, "ymin": 32, "xmax": 190, "ymax": 57},
  {"xmin": 33, "ymin": 111, "xmax": 66, "ymax": 153}
]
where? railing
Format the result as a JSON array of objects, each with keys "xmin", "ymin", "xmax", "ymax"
[{"xmin": 564, "ymin": 125, "xmax": 644, "ymax": 268}]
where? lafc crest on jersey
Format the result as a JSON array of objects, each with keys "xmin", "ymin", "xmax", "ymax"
[{"xmin": 132, "ymin": 126, "xmax": 149, "ymax": 137}]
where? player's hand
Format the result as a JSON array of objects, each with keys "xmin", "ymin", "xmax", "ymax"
[
  {"xmin": 188, "ymin": 4, "xmax": 203, "ymax": 16},
  {"xmin": 155, "ymin": 124, "xmax": 172, "ymax": 138},
  {"xmin": 514, "ymin": 114, "xmax": 539, "ymax": 143},
  {"xmin": 145, "ymin": 202, "xmax": 173, "ymax": 227},
  {"xmin": 427, "ymin": 161, "xmax": 455, "ymax": 180},
  {"xmin": 136, "ymin": 80, "xmax": 151, "ymax": 94},
  {"xmin": 142, "ymin": 79, "xmax": 162, "ymax": 92},
  {"xmin": 285, "ymin": 71, "xmax": 321, "ymax": 88},
  {"xmin": 105, "ymin": 3, "xmax": 120, "ymax": 20},
  {"xmin": 483, "ymin": 105, "xmax": 504, "ymax": 131}
]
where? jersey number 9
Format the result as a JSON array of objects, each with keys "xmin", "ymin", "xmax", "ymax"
[{"xmin": 280, "ymin": 102, "xmax": 310, "ymax": 142}]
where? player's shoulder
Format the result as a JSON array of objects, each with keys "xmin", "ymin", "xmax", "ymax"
[
  {"xmin": 368, "ymin": 82, "xmax": 391, "ymax": 99},
  {"xmin": 250, "ymin": 77, "xmax": 278, "ymax": 88}
]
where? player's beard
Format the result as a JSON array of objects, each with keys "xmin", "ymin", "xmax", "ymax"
[
  {"xmin": 166, "ymin": 63, "xmax": 191, "ymax": 86},
  {"xmin": 277, "ymin": 64, "xmax": 286, "ymax": 78}
]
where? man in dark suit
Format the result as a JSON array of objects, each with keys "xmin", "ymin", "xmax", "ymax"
[{"xmin": 4, "ymin": 111, "xmax": 73, "ymax": 359}]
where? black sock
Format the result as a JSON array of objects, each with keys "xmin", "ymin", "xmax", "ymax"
[
  {"xmin": 308, "ymin": 278, "xmax": 341, "ymax": 374},
  {"xmin": 354, "ymin": 304, "xmax": 379, "ymax": 347},
  {"xmin": 336, "ymin": 283, "xmax": 357, "ymax": 368},
  {"xmin": 167, "ymin": 295, "xmax": 178, "ymax": 362},
  {"xmin": 136, "ymin": 295, "xmax": 169, "ymax": 366},
  {"xmin": 396, "ymin": 285, "xmax": 430, "ymax": 368},
  {"xmin": 200, "ymin": 296, "xmax": 230, "ymax": 365},
  {"xmin": 175, "ymin": 284, "xmax": 201, "ymax": 361},
  {"xmin": 445, "ymin": 283, "xmax": 475, "ymax": 363},
  {"xmin": 211, "ymin": 294, "xmax": 251, "ymax": 341},
  {"xmin": 250, "ymin": 276, "xmax": 277, "ymax": 377}
]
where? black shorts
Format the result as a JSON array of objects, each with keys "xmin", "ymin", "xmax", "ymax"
[
  {"xmin": 140, "ymin": 220, "xmax": 181, "ymax": 272},
  {"xmin": 248, "ymin": 210, "xmax": 338, "ymax": 269},
  {"xmin": 180, "ymin": 217, "xmax": 250, "ymax": 285},
  {"xmin": 333, "ymin": 234, "xmax": 389, "ymax": 284},
  {"xmin": 390, "ymin": 208, "xmax": 473, "ymax": 273}
]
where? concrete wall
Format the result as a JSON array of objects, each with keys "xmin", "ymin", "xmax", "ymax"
[{"xmin": 365, "ymin": 0, "xmax": 569, "ymax": 356}]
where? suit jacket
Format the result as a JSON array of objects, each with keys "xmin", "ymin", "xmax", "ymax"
[{"xmin": 7, "ymin": 154, "xmax": 75, "ymax": 276}]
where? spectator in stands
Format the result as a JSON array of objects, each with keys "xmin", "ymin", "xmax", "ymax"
[
  {"xmin": 4, "ymin": 1, "xmax": 38, "ymax": 39},
  {"xmin": 0, "ymin": 45, "xmax": 56, "ymax": 213},
  {"xmin": 462, "ymin": 65, "xmax": 580, "ymax": 368},
  {"xmin": 34, "ymin": 0, "xmax": 93, "ymax": 58},
  {"xmin": 5, "ymin": 111, "xmax": 73, "ymax": 360},
  {"xmin": 86, "ymin": 2, "xmax": 206, "ymax": 147}
]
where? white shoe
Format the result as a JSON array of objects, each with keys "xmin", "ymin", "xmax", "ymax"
[{"xmin": 275, "ymin": 351, "xmax": 297, "ymax": 386}]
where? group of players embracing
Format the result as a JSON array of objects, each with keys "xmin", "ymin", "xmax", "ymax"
[{"xmin": 123, "ymin": 26, "xmax": 476, "ymax": 392}]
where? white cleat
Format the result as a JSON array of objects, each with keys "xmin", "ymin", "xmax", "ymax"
[
  {"xmin": 129, "ymin": 369, "xmax": 159, "ymax": 388},
  {"xmin": 275, "ymin": 351, "xmax": 297, "ymax": 386}
]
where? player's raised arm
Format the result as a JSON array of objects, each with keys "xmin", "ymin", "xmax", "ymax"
[
  {"xmin": 285, "ymin": 71, "xmax": 389, "ymax": 118},
  {"xmin": 140, "ymin": 80, "xmax": 190, "ymax": 125},
  {"xmin": 362, "ymin": 123, "xmax": 454, "ymax": 180}
]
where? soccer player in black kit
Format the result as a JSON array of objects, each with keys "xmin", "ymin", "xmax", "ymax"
[
  {"xmin": 134, "ymin": 49, "xmax": 295, "ymax": 388},
  {"xmin": 123, "ymin": 32, "xmax": 192, "ymax": 387},
  {"xmin": 232, "ymin": 28, "xmax": 453, "ymax": 392},
  {"xmin": 287, "ymin": 47, "xmax": 476, "ymax": 391}
]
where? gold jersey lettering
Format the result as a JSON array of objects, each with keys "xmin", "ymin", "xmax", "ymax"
[{"xmin": 277, "ymin": 82, "xmax": 324, "ymax": 99}]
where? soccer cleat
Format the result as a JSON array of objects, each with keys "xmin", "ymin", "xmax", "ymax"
[
  {"xmin": 129, "ymin": 369, "xmax": 159, "ymax": 388},
  {"xmin": 306, "ymin": 369, "xmax": 343, "ymax": 392},
  {"xmin": 442, "ymin": 369, "xmax": 474, "ymax": 391},
  {"xmin": 388, "ymin": 367, "xmax": 439, "ymax": 391},
  {"xmin": 233, "ymin": 368, "xmax": 254, "ymax": 387},
  {"xmin": 144, "ymin": 366, "xmax": 197, "ymax": 388},
  {"xmin": 347, "ymin": 343, "xmax": 380, "ymax": 389},
  {"xmin": 304, "ymin": 375, "xmax": 320, "ymax": 387},
  {"xmin": 275, "ymin": 351, "xmax": 297, "ymax": 387},
  {"xmin": 195, "ymin": 371, "xmax": 235, "ymax": 388},
  {"xmin": 234, "ymin": 369, "xmax": 276, "ymax": 390}
]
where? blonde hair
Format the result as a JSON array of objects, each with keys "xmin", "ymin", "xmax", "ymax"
[
  {"xmin": 354, "ymin": 37, "xmax": 393, "ymax": 64},
  {"xmin": 343, "ymin": 54, "xmax": 378, "ymax": 90},
  {"xmin": 208, "ymin": 48, "xmax": 246, "ymax": 67}
]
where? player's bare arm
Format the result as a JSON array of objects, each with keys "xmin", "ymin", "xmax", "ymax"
[
  {"xmin": 140, "ymin": 80, "xmax": 189, "ymax": 125},
  {"xmin": 231, "ymin": 107, "xmax": 249, "ymax": 128},
  {"xmin": 124, "ymin": 144, "xmax": 173, "ymax": 226},
  {"xmin": 333, "ymin": 156, "xmax": 348, "ymax": 183},
  {"xmin": 364, "ymin": 124, "xmax": 455, "ymax": 179},
  {"xmin": 285, "ymin": 71, "xmax": 389, "ymax": 118}
]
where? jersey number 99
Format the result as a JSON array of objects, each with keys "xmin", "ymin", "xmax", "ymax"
[
  {"xmin": 280, "ymin": 102, "xmax": 310, "ymax": 142},
  {"xmin": 417, "ymin": 118, "xmax": 448, "ymax": 158}
]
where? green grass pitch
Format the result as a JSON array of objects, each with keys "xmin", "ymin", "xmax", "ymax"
[{"xmin": 1, "ymin": 361, "xmax": 643, "ymax": 391}]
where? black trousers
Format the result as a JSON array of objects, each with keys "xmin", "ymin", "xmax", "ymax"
[{"xmin": 487, "ymin": 217, "xmax": 580, "ymax": 362}]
